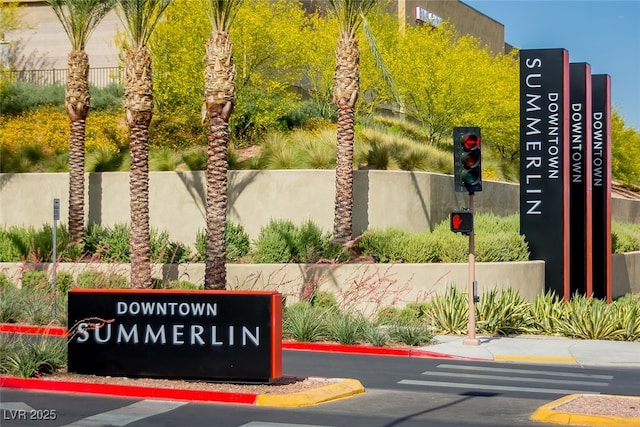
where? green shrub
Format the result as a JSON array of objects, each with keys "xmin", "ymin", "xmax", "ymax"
[
  {"xmin": 0, "ymin": 285, "xmax": 23, "ymax": 323},
  {"xmin": 529, "ymin": 291, "xmax": 564, "ymax": 335},
  {"xmin": 308, "ymin": 291, "xmax": 339, "ymax": 312},
  {"xmin": 389, "ymin": 323, "xmax": 434, "ymax": 346},
  {"xmin": 612, "ymin": 222, "xmax": 640, "ymax": 253},
  {"xmin": 167, "ymin": 280, "xmax": 203, "ymax": 290},
  {"xmin": 0, "ymin": 231, "xmax": 22, "ymax": 261},
  {"xmin": 430, "ymin": 225, "xmax": 469, "ymax": 263},
  {"xmin": 21, "ymin": 270, "xmax": 49, "ymax": 291},
  {"xmin": 0, "ymin": 83, "xmax": 64, "ymax": 115},
  {"xmin": 476, "ymin": 232, "xmax": 529, "ymax": 262},
  {"xmin": 357, "ymin": 228, "xmax": 408, "ymax": 263},
  {"xmin": 150, "ymin": 229, "xmax": 191, "ymax": 263},
  {"xmin": 84, "ymin": 223, "xmax": 130, "ymax": 262},
  {"xmin": 90, "ymin": 83, "xmax": 124, "ymax": 111},
  {"xmin": 557, "ymin": 294, "xmax": 621, "ymax": 340},
  {"xmin": 194, "ymin": 222, "xmax": 250, "ymax": 262},
  {"xmin": 76, "ymin": 270, "xmax": 128, "ymax": 289},
  {"xmin": 2, "ymin": 336, "xmax": 66, "ymax": 378},
  {"xmin": 363, "ymin": 324, "xmax": 390, "ymax": 347},
  {"xmin": 53, "ymin": 271, "xmax": 75, "ymax": 294},
  {"xmin": 249, "ymin": 219, "xmax": 339, "ymax": 264},
  {"xmin": 0, "ymin": 272, "xmax": 14, "ymax": 288},
  {"xmin": 476, "ymin": 288, "xmax": 533, "ymax": 335},
  {"xmin": 326, "ymin": 312, "xmax": 367, "ymax": 345},
  {"xmin": 282, "ymin": 302, "xmax": 326, "ymax": 342},
  {"xmin": 423, "ymin": 286, "xmax": 468, "ymax": 335},
  {"xmin": 399, "ymin": 232, "xmax": 441, "ymax": 263}
]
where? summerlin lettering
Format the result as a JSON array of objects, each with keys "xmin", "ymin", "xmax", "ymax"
[
  {"xmin": 116, "ymin": 301, "xmax": 217, "ymax": 317},
  {"xmin": 592, "ymin": 111, "xmax": 604, "ymax": 186},
  {"xmin": 523, "ymin": 58, "xmax": 562, "ymax": 215},
  {"xmin": 74, "ymin": 322, "xmax": 260, "ymax": 347}
]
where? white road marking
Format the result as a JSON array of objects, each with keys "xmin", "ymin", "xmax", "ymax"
[
  {"xmin": 399, "ymin": 379, "xmax": 601, "ymax": 395},
  {"xmin": 60, "ymin": 399, "xmax": 187, "ymax": 427},
  {"xmin": 241, "ymin": 423, "xmax": 335, "ymax": 427},
  {"xmin": 419, "ymin": 370, "xmax": 609, "ymax": 386},
  {"xmin": 0, "ymin": 402, "xmax": 34, "ymax": 411},
  {"xmin": 435, "ymin": 363, "xmax": 613, "ymax": 379}
]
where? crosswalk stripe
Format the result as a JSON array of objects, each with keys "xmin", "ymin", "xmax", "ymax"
[
  {"xmin": 240, "ymin": 422, "xmax": 335, "ymax": 427},
  {"xmin": 419, "ymin": 370, "xmax": 609, "ymax": 387},
  {"xmin": 60, "ymin": 400, "xmax": 187, "ymax": 427},
  {"xmin": 0, "ymin": 402, "xmax": 34, "ymax": 412},
  {"xmin": 435, "ymin": 363, "xmax": 613, "ymax": 379},
  {"xmin": 398, "ymin": 379, "xmax": 602, "ymax": 395}
]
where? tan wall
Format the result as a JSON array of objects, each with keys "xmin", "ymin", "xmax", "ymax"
[
  {"xmin": 2, "ymin": 252, "xmax": 638, "ymax": 315},
  {"xmin": 394, "ymin": 1, "xmax": 505, "ymax": 54},
  {"xmin": 1, "ymin": 171, "xmax": 636, "ymax": 247},
  {"xmin": 1, "ymin": 170, "xmax": 524, "ymax": 246}
]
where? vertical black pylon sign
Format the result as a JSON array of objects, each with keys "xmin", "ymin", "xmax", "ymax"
[
  {"xmin": 519, "ymin": 49, "xmax": 571, "ymax": 299},
  {"xmin": 569, "ymin": 62, "xmax": 593, "ymax": 297},
  {"xmin": 591, "ymin": 74, "xmax": 612, "ymax": 301}
]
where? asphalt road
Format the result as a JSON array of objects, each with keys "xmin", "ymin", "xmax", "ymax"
[{"xmin": 2, "ymin": 350, "xmax": 640, "ymax": 427}]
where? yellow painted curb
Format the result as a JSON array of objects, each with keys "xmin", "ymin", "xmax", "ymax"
[
  {"xmin": 255, "ymin": 378, "xmax": 365, "ymax": 407},
  {"xmin": 531, "ymin": 394, "xmax": 640, "ymax": 426},
  {"xmin": 494, "ymin": 355, "xmax": 576, "ymax": 363}
]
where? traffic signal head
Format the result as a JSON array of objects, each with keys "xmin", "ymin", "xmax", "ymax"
[
  {"xmin": 450, "ymin": 209, "xmax": 474, "ymax": 234},
  {"xmin": 453, "ymin": 127, "xmax": 482, "ymax": 193}
]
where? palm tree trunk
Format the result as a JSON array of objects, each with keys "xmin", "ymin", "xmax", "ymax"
[
  {"xmin": 66, "ymin": 49, "xmax": 90, "ymax": 244},
  {"xmin": 332, "ymin": 35, "xmax": 360, "ymax": 243},
  {"xmin": 125, "ymin": 46, "xmax": 153, "ymax": 289},
  {"xmin": 204, "ymin": 113, "xmax": 229, "ymax": 290},
  {"xmin": 68, "ymin": 119, "xmax": 86, "ymax": 244},
  {"xmin": 203, "ymin": 29, "xmax": 236, "ymax": 291},
  {"xmin": 129, "ymin": 119, "xmax": 151, "ymax": 288},
  {"xmin": 333, "ymin": 103, "xmax": 355, "ymax": 243}
]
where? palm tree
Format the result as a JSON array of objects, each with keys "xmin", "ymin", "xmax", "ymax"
[
  {"xmin": 47, "ymin": 0, "xmax": 117, "ymax": 244},
  {"xmin": 117, "ymin": 0, "xmax": 172, "ymax": 288},
  {"xmin": 328, "ymin": 0, "xmax": 377, "ymax": 244},
  {"xmin": 201, "ymin": 0, "xmax": 243, "ymax": 290}
]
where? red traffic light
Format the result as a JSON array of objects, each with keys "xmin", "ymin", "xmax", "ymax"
[
  {"xmin": 453, "ymin": 127, "xmax": 482, "ymax": 193},
  {"xmin": 463, "ymin": 134, "xmax": 480, "ymax": 151}
]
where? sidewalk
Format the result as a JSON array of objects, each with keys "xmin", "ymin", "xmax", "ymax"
[{"xmin": 423, "ymin": 334, "xmax": 640, "ymax": 367}]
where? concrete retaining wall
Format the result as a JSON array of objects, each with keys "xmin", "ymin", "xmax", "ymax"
[
  {"xmin": 1, "ymin": 170, "xmax": 637, "ymax": 246},
  {"xmin": 2, "ymin": 251, "xmax": 638, "ymax": 314}
]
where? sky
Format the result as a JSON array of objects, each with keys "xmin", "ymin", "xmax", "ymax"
[{"xmin": 464, "ymin": 0, "xmax": 640, "ymax": 131}]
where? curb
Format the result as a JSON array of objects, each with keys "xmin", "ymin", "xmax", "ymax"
[
  {"xmin": 281, "ymin": 341, "xmax": 484, "ymax": 360},
  {"xmin": 0, "ymin": 376, "xmax": 365, "ymax": 408},
  {"xmin": 530, "ymin": 394, "xmax": 640, "ymax": 427},
  {"xmin": 494, "ymin": 355, "xmax": 577, "ymax": 364},
  {"xmin": 255, "ymin": 378, "xmax": 365, "ymax": 407}
]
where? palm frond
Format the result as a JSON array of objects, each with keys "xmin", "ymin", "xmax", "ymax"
[
  {"xmin": 327, "ymin": 0, "xmax": 377, "ymax": 37},
  {"xmin": 117, "ymin": 0, "xmax": 173, "ymax": 47},
  {"xmin": 200, "ymin": 0, "xmax": 243, "ymax": 32},
  {"xmin": 47, "ymin": 0, "xmax": 118, "ymax": 50}
]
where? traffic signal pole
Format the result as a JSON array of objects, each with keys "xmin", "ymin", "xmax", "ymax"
[
  {"xmin": 463, "ymin": 192, "xmax": 480, "ymax": 346},
  {"xmin": 452, "ymin": 127, "xmax": 482, "ymax": 346}
]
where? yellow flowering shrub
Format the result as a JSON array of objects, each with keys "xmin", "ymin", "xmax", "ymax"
[{"xmin": 0, "ymin": 107, "xmax": 127, "ymax": 157}]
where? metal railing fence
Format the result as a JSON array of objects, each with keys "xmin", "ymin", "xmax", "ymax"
[{"xmin": 1, "ymin": 67, "xmax": 123, "ymax": 88}]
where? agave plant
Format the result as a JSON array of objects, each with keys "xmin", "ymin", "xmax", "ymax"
[{"xmin": 424, "ymin": 286, "xmax": 468, "ymax": 335}]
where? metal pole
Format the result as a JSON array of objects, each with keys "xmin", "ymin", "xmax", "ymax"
[
  {"xmin": 463, "ymin": 192, "xmax": 480, "ymax": 346},
  {"xmin": 52, "ymin": 198, "xmax": 60, "ymax": 317}
]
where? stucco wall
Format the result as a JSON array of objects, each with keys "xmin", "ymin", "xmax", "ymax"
[
  {"xmin": 0, "ymin": 171, "xmax": 636, "ymax": 248},
  {"xmin": 2, "ymin": 252, "xmax": 638, "ymax": 315}
]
